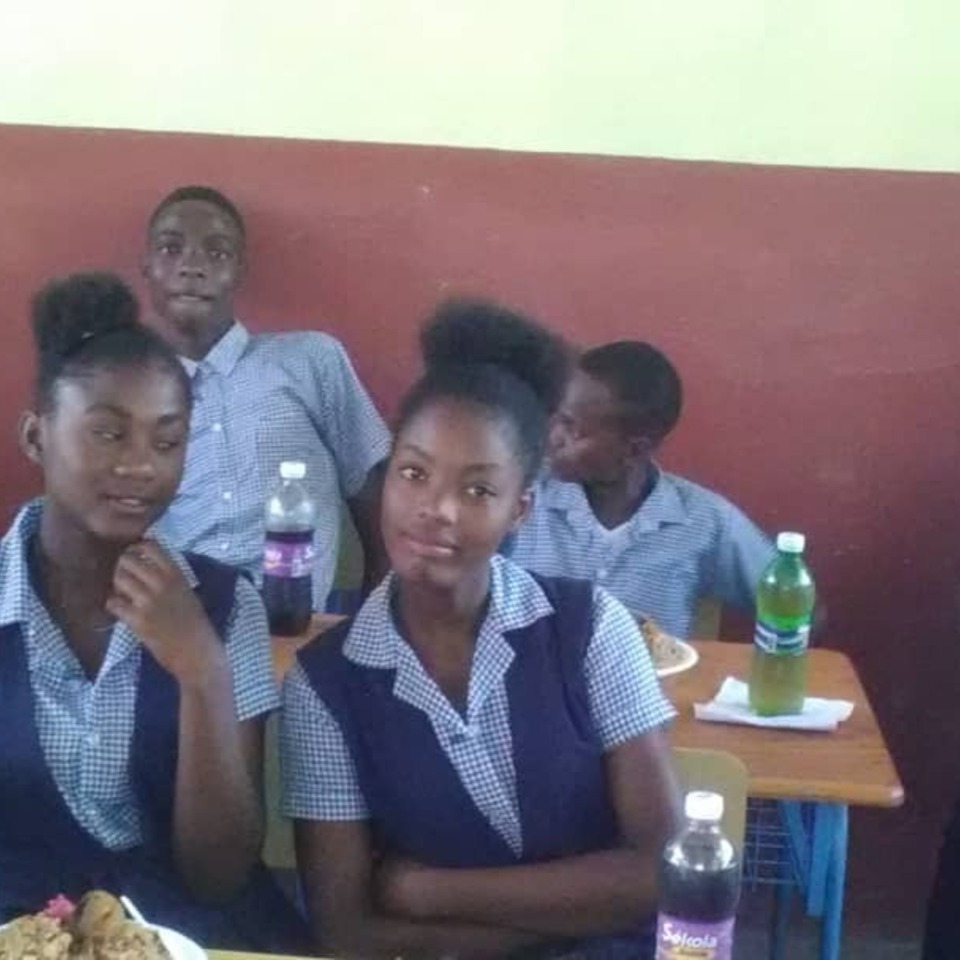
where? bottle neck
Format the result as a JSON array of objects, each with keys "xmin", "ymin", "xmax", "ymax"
[{"xmin": 688, "ymin": 818, "xmax": 722, "ymax": 832}]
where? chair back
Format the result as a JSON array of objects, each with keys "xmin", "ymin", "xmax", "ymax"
[{"xmin": 671, "ymin": 747, "xmax": 748, "ymax": 851}]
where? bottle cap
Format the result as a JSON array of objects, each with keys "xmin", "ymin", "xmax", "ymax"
[
  {"xmin": 776, "ymin": 531, "xmax": 806, "ymax": 554},
  {"xmin": 280, "ymin": 461, "xmax": 307, "ymax": 481},
  {"xmin": 684, "ymin": 790, "xmax": 724, "ymax": 823}
]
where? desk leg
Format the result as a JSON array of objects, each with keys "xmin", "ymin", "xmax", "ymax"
[{"xmin": 809, "ymin": 803, "xmax": 848, "ymax": 960}]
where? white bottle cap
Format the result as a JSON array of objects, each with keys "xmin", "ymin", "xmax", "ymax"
[
  {"xmin": 685, "ymin": 790, "xmax": 724, "ymax": 823},
  {"xmin": 776, "ymin": 531, "xmax": 806, "ymax": 554},
  {"xmin": 280, "ymin": 461, "xmax": 307, "ymax": 481}
]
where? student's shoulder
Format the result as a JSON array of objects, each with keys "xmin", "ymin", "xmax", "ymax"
[
  {"xmin": 659, "ymin": 470, "xmax": 758, "ymax": 527},
  {"xmin": 247, "ymin": 327, "xmax": 351, "ymax": 366},
  {"xmin": 296, "ymin": 617, "xmax": 354, "ymax": 671}
]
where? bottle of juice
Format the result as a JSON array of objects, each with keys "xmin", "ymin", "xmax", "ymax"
[
  {"xmin": 656, "ymin": 791, "xmax": 741, "ymax": 960},
  {"xmin": 748, "ymin": 531, "xmax": 816, "ymax": 716},
  {"xmin": 262, "ymin": 461, "xmax": 316, "ymax": 636}
]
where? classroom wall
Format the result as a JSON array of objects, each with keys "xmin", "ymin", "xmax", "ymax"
[
  {"xmin": 1, "ymin": 1, "xmax": 959, "ymax": 171},
  {"xmin": 2, "ymin": 125, "xmax": 959, "ymax": 931},
  {"xmin": 2, "ymin": 0, "xmax": 959, "ymax": 936}
]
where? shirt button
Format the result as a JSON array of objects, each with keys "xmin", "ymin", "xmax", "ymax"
[
  {"xmin": 85, "ymin": 732, "xmax": 101, "ymax": 748},
  {"xmin": 219, "ymin": 542, "xmax": 230, "ymax": 552},
  {"xmin": 597, "ymin": 568, "xmax": 608, "ymax": 579},
  {"xmin": 222, "ymin": 491, "xmax": 233, "ymax": 501},
  {"xmin": 212, "ymin": 422, "xmax": 223, "ymax": 433}
]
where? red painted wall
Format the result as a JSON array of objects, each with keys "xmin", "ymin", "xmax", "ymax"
[{"xmin": 2, "ymin": 123, "xmax": 959, "ymax": 929}]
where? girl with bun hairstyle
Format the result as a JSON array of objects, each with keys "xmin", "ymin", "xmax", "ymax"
[
  {"xmin": 282, "ymin": 299, "xmax": 681, "ymax": 959},
  {"xmin": 0, "ymin": 273, "xmax": 306, "ymax": 950}
]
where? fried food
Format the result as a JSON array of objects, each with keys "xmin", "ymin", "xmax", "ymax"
[
  {"xmin": 637, "ymin": 613, "xmax": 688, "ymax": 670},
  {"xmin": 72, "ymin": 892, "xmax": 126, "ymax": 942},
  {"xmin": 0, "ymin": 913, "xmax": 72, "ymax": 960},
  {"xmin": 0, "ymin": 892, "xmax": 171, "ymax": 960}
]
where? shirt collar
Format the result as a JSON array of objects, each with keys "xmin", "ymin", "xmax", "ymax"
[
  {"xmin": 343, "ymin": 554, "xmax": 554, "ymax": 669},
  {"xmin": 538, "ymin": 464, "xmax": 689, "ymax": 535},
  {"xmin": 180, "ymin": 321, "xmax": 250, "ymax": 379},
  {"xmin": 0, "ymin": 499, "xmax": 198, "ymax": 629},
  {"xmin": 0, "ymin": 501, "xmax": 41, "ymax": 627}
]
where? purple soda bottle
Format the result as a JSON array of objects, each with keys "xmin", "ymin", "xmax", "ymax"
[
  {"xmin": 656, "ymin": 791, "xmax": 741, "ymax": 960},
  {"xmin": 262, "ymin": 461, "xmax": 316, "ymax": 636}
]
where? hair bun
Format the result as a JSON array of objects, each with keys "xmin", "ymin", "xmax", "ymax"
[
  {"xmin": 32, "ymin": 272, "xmax": 140, "ymax": 362},
  {"xmin": 420, "ymin": 298, "xmax": 570, "ymax": 414}
]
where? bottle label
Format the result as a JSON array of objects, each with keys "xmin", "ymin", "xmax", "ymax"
[
  {"xmin": 753, "ymin": 619, "xmax": 810, "ymax": 655},
  {"xmin": 656, "ymin": 915, "xmax": 735, "ymax": 959},
  {"xmin": 263, "ymin": 538, "xmax": 315, "ymax": 578}
]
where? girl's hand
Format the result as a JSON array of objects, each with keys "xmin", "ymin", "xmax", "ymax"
[{"xmin": 107, "ymin": 539, "xmax": 227, "ymax": 686}]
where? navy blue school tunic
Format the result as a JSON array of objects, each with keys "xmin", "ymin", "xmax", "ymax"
[
  {"xmin": 299, "ymin": 574, "xmax": 656, "ymax": 960},
  {"xmin": 0, "ymin": 554, "xmax": 308, "ymax": 952}
]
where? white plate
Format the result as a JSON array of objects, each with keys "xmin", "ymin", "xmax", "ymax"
[
  {"xmin": 0, "ymin": 921, "xmax": 204, "ymax": 960},
  {"xmin": 655, "ymin": 638, "xmax": 699, "ymax": 678},
  {"xmin": 630, "ymin": 611, "xmax": 700, "ymax": 678},
  {"xmin": 149, "ymin": 924, "xmax": 206, "ymax": 960}
]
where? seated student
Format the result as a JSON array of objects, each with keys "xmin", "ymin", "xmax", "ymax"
[
  {"xmin": 142, "ymin": 185, "xmax": 391, "ymax": 610},
  {"xmin": 510, "ymin": 341, "xmax": 774, "ymax": 639},
  {"xmin": 0, "ymin": 273, "xmax": 307, "ymax": 950},
  {"xmin": 281, "ymin": 300, "xmax": 681, "ymax": 960}
]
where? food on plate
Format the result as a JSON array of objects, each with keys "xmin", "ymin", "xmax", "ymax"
[
  {"xmin": 0, "ymin": 913, "xmax": 72, "ymax": 960},
  {"xmin": 636, "ymin": 613, "xmax": 688, "ymax": 671},
  {"xmin": 72, "ymin": 891, "xmax": 126, "ymax": 942},
  {"xmin": 0, "ymin": 891, "xmax": 171, "ymax": 960}
]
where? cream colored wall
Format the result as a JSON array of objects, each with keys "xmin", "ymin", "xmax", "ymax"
[{"xmin": 1, "ymin": 1, "xmax": 957, "ymax": 171}]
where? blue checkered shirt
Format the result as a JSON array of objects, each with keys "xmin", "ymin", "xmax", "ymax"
[
  {"xmin": 281, "ymin": 555, "xmax": 675, "ymax": 855},
  {"xmin": 155, "ymin": 323, "xmax": 392, "ymax": 610},
  {"xmin": 509, "ymin": 469, "xmax": 775, "ymax": 639},
  {"xmin": 0, "ymin": 500, "xmax": 280, "ymax": 851}
]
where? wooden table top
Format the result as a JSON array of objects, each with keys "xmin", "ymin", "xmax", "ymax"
[
  {"xmin": 272, "ymin": 618, "xmax": 904, "ymax": 810},
  {"xmin": 665, "ymin": 641, "xmax": 903, "ymax": 808}
]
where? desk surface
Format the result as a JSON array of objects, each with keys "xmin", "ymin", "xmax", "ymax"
[
  {"xmin": 272, "ymin": 617, "xmax": 903, "ymax": 810},
  {"xmin": 666, "ymin": 641, "xmax": 903, "ymax": 807}
]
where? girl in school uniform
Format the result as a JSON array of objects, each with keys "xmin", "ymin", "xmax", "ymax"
[
  {"xmin": 0, "ymin": 273, "xmax": 306, "ymax": 950},
  {"xmin": 282, "ymin": 300, "xmax": 681, "ymax": 959}
]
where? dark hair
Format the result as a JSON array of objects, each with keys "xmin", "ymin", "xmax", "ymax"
[
  {"xmin": 579, "ymin": 341, "xmax": 683, "ymax": 441},
  {"xmin": 397, "ymin": 299, "xmax": 570, "ymax": 485},
  {"xmin": 32, "ymin": 272, "xmax": 190, "ymax": 411},
  {"xmin": 148, "ymin": 185, "xmax": 245, "ymax": 243}
]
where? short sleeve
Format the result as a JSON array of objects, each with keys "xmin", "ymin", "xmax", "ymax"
[
  {"xmin": 583, "ymin": 587, "xmax": 677, "ymax": 749},
  {"xmin": 224, "ymin": 575, "xmax": 281, "ymax": 721},
  {"xmin": 306, "ymin": 335, "xmax": 392, "ymax": 498},
  {"xmin": 279, "ymin": 661, "xmax": 369, "ymax": 820},
  {"xmin": 712, "ymin": 501, "xmax": 776, "ymax": 612}
]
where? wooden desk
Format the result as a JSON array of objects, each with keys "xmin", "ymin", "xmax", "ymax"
[{"xmin": 665, "ymin": 642, "xmax": 903, "ymax": 808}]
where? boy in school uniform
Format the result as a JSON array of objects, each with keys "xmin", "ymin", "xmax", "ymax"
[
  {"xmin": 142, "ymin": 186, "xmax": 391, "ymax": 611},
  {"xmin": 510, "ymin": 340, "xmax": 774, "ymax": 639}
]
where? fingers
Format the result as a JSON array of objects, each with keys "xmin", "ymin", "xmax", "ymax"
[{"xmin": 113, "ymin": 540, "xmax": 178, "ymax": 596}]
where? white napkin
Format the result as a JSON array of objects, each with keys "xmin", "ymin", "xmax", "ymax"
[{"xmin": 694, "ymin": 677, "xmax": 854, "ymax": 732}]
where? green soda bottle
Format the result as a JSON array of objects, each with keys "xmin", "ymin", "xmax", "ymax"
[{"xmin": 748, "ymin": 532, "xmax": 816, "ymax": 716}]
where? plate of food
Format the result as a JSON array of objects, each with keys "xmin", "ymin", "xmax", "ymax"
[
  {"xmin": 634, "ymin": 613, "xmax": 699, "ymax": 678},
  {"xmin": 0, "ymin": 890, "xmax": 204, "ymax": 960}
]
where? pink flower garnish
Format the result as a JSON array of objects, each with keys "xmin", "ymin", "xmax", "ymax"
[{"xmin": 42, "ymin": 894, "xmax": 76, "ymax": 921}]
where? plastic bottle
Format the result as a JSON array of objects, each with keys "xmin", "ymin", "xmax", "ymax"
[
  {"xmin": 262, "ymin": 461, "xmax": 315, "ymax": 636},
  {"xmin": 748, "ymin": 531, "xmax": 817, "ymax": 716},
  {"xmin": 656, "ymin": 791, "xmax": 741, "ymax": 960}
]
